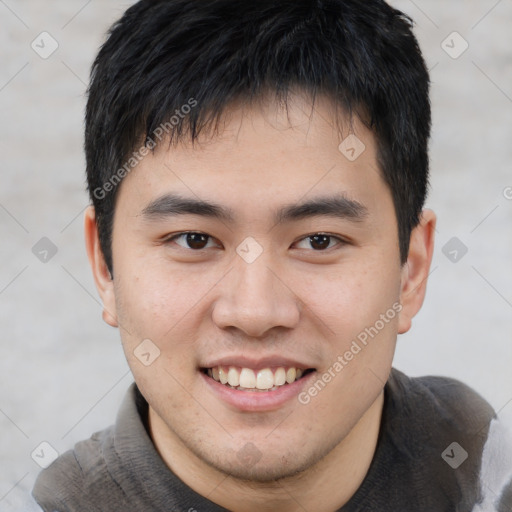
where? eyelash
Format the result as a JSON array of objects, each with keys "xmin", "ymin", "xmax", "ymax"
[{"xmin": 163, "ymin": 232, "xmax": 347, "ymax": 252}]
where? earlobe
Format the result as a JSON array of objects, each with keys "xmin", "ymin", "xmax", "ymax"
[
  {"xmin": 397, "ymin": 209, "xmax": 436, "ymax": 334},
  {"xmin": 84, "ymin": 206, "xmax": 119, "ymax": 328}
]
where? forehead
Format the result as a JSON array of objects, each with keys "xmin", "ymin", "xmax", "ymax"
[{"xmin": 116, "ymin": 93, "xmax": 390, "ymax": 219}]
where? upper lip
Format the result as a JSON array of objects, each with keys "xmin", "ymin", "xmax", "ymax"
[{"xmin": 201, "ymin": 355, "xmax": 315, "ymax": 371}]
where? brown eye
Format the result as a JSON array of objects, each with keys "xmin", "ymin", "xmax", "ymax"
[
  {"xmin": 309, "ymin": 234, "xmax": 331, "ymax": 250},
  {"xmin": 171, "ymin": 232, "xmax": 216, "ymax": 250},
  {"xmin": 294, "ymin": 233, "xmax": 344, "ymax": 251},
  {"xmin": 185, "ymin": 233, "xmax": 209, "ymax": 249}
]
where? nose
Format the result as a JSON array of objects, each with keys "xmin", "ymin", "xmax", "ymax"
[{"xmin": 211, "ymin": 254, "xmax": 301, "ymax": 338}]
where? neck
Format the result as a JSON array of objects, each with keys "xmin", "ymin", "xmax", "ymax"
[{"xmin": 149, "ymin": 391, "xmax": 384, "ymax": 512}]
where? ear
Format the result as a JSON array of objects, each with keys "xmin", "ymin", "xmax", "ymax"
[
  {"xmin": 398, "ymin": 209, "xmax": 436, "ymax": 334},
  {"xmin": 84, "ymin": 206, "xmax": 118, "ymax": 328}
]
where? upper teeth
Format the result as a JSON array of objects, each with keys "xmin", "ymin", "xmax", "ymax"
[{"xmin": 207, "ymin": 366, "xmax": 304, "ymax": 390}]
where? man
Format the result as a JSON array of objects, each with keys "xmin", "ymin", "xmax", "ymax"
[{"xmin": 32, "ymin": 0, "xmax": 512, "ymax": 510}]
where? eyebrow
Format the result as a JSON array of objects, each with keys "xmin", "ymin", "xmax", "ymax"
[
  {"xmin": 276, "ymin": 195, "xmax": 368, "ymax": 223},
  {"xmin": 141, "ymin": 194, "xmax": 235, "ymax": 222},
  {"xmin": 141, "ymin": 193, "xmax": 368, "ymax": 224}
]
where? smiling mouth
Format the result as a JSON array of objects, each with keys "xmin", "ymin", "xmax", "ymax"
[{"xmin": 202, "ymin": 366, "xmax": 315, "ymax": 392}]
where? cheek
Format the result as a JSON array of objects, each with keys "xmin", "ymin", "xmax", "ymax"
[
  {"xmin": 113, "ymin": 263, "xmax": 204, "ymax": 393},
  {"xmin": 295, "ymin": 255, "xmax": 402, "ymax": 341},
  {"xmin": 113, "ymin": 254, "xmax": 223, "ymax": 346}
]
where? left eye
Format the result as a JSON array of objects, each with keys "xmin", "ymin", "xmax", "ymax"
[
  {"xmin": 294, "ymin": 234, "xmax": 343, "ymax": 251},
  {"xmin": 171, "ymin": 232, "xmax": 218, "ymax": 250}
]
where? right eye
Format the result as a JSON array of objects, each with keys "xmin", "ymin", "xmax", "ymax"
[{"xmin": 165, "ymin": 232, "xmax": 220, "ymax": 250}]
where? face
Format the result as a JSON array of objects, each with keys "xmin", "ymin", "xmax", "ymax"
[{"xmin": 88, "ymin": 94, "xmax": 427, "ymax": 482}]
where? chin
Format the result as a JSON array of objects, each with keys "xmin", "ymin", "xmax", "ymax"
[
  {"xmin": 218, "ymin": 459, "xmax": 310, "ymax": 484},
  {"xmin": 198, "ymin": 443, "xmax": 327, "ymax": 484}
]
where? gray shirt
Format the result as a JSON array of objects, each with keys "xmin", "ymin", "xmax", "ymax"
[{"xmin": 32, "ymin": 368, "xmax": 512, "ymax": 511}]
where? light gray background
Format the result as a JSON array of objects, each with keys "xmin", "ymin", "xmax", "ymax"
[{"xmin": 1, "ymin": 1, "xmax": 511, "ymax": 510}]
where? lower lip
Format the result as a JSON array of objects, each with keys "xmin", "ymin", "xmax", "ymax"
[{"xmin": 200, "ymin": 371, "xmax": 316, "ymax": 412}]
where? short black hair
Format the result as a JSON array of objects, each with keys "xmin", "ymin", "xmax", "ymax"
[{"xmin": 85, "ymin": 0, "xmax": 431, "ymax": 273}]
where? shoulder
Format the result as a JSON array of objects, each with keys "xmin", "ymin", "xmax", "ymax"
[
  {"xmin": 475, "ymin": 415, "xmax": 512, "ymax": 511},
  {"xmin": 32, "ymin": 427, "xmax": 134, "ymax": 512},
  {"xmin": 32, "ymin": 383, "xmax": 150, "ymax": 511},
  {"xmin": 388, "ymin": 368, "xmax": 495, "ymax": 431},
  {"xmin": 32, "ymin": 426, "xmax": 123, "ymax": 512},
  {"xmin": 385, "ymin": 368, "xmax": 512, "ymax": 510},
  {"xmin": 386, "ymin": 369, "xmax": 495, "ymax": 465}
]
